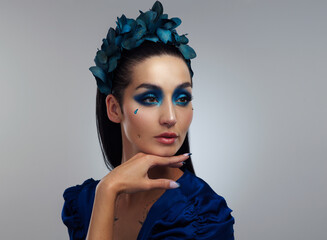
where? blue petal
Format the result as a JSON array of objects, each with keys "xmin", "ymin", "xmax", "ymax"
[
  {"xmin": 122, "ymin": 24, "xmax": 132, "ymax": 34},
  {"xmin": 136, "ymin": 11, "xmax": 146, "ymax": 23},
  {"xmin": 134, "ymin": 26, "xmax": 146, "ymax": 40},
  {"xmin": 134, "ymin": 39, "xmax": 145, "ymax": 48},
  {"xmin": 122, "ymin": 37, "xmax": 137, "ymax": 50},
  {"xmin": 144, "ymin": 35, "xmax": 159, "ymax": 42},
  {"xmin": 89, "ymin": 66, "xmax": 107, "ymax": 83},
  {"xmin": 96, "ymin": 50, "xmax": 107, "ymax": 64},
  {"xmin": 115, "ymin": 19, "xmax": 121, "ymax": 33},
  {"xmin": 120, "ymin": 14, "xmax": 127, "ymax": 25},
  {"xmin": 96, "ymin": 77, "xmax": 111, "ymax": 95},
  {"xmin": 163, "ymin": 18, "xmax": 181, "ymax": 30},
  {"xmin": 161, "ymin": 13, "xmax": 168, "ymax": 19},
  {"xmin": 116, "ymin": 15, "xmax": 126, "ymax": 33},
  {"xmin": 127, "ymin": 20, "xmax": 138, "ymax": 36},
  {"xmin": 163, "ymin": 21, "xmax": 173, "ymax": 30},
  {"xmin": 115, "ymin": 35, "xmax": 123, "ymax": 47},
  {"xmin": 136, "ymin": 19, "xmax": 146, "ymax": 28},
  {"xmin": 171, "ymin": 17, "xmax": 182, "ymax": 28},
  {"xmin": 126, "ymin": 18, "xmax": 135, "ymax": 26},
  {"xmin": 156, "ymin": 28, "xmax": 172, "ymax": 43},
  {"xmin": 179, "ymin": 34, "xmax": 189, "ymax": 44},
  {"xmin": 105, "ymin": 44, "xmax": 119, "ymax": 57},
  {"xmin": 106, "ymin": 27, "xmax": 116, "ymax": 44},
  {"xmin": 110, "ymin": 51, "xmax": 121, "ymax": 64},
  {"xmin": 178, "ymin": 44, "xmax": 197, "ymax": 59},
  {"xmin": 172, "ymin": 32, "xmax": 180, "ymax": 43},
  {"xmin": 115, "ymin": 25, "xmax": 119, "ymax": 34},
  {"xmin": 135, "ymin": 19, "xmax": 146, "ymax": 39},
  {"xmin": 101, "ymin": 39, "xmax": 109, "ymax": 52},
  {"xmin": 108, "ymin": 57, "xmax": 118, "ymax": 72},
  {"xmin": 94, "ymin": 57, "xmax": 108, "ymax": 72},
  {"xmin": 151, "ymin": 1, "xmax": 163, "ymax": 17},
  {"xmin": 144, "ymin": 11, "xmax": 157, "ymax": 27}
]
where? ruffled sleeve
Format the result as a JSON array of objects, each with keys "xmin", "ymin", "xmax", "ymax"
[
  {"xmin": 139, "ymin": 170, "xmax": 235, "ymax": 240},
  {"xmin": 192, "ymin": 194, "xmax": 235, "ymax": 239},
  {"xmin": 146, "ymin": 193, "xmax": 234, "ymax": 240},
  {"xmin": 61, "ymin": 178, "xmax": 99, "ymax": 240}
]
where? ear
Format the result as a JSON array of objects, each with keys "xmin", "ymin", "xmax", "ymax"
[{"xmin": 105, "ymin": 94, "xmax": 123, "ymax": 123}]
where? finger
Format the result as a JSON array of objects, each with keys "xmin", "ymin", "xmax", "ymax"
[
  {"xmin": 149, "ymin": 153, "xmax": 190, "ymax": 168},
  {"xmin": 168, "ymin": 161, "xmax": 184, "ymax": 168},
  {"xmin": 149, "ymin": 178, "xmax": 180, "ymax": 190}
]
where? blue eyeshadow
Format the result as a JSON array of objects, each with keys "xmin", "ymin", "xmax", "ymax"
[
  {"xmin": 172, "ymin": 88, "xmax": 192, "ymax": 106},
  {"xmin": 133, "ymin": 88, "xmax": 192, "ymax": 107},
  {"xmin": 133, "ymin": 89, "xmax": 163, "ymax": 106}
]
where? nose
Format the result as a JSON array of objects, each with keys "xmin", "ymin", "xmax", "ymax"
[{"xmin": 159, "ymin": 99, "xmax": 177, "ymax": 128}]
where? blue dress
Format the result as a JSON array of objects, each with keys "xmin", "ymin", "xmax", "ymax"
[{"xmin": 61, "ymin": 169, "xmax": 235, "ymax": 239}]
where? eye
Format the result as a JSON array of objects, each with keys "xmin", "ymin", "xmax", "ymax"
[
  {"xmin": 143, "ymin": 95, "xmax": 158, "ymax": 103},
  {"xmin": 177, "ymin": 95, "xmax": 192, "ymax": 103},
  {"xmin": 175, "ymin": 94, "xmax": 193, "ymax": 105},
  {"xmin": 134, "ymin": 90, "xmax": 163, "ymax": 106},
  {"xmin": 143, "ymin": 97, "xmax": 158, "ymax": 102}
]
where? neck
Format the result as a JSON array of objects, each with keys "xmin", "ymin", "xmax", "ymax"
[{"xmin": 119, "ymin": 134, "xmax": 184, "ymax": 205}]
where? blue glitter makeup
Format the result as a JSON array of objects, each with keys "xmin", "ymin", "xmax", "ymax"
[
  {"xmin": 133, "ymin": 89, "xmax": 163, "ymax": 106},
  {"xmin": 172, "ymin": 88, "xmax": 193, "ymax": 106},
  {"xmin": 134, "ymin": 108, "xmax": 138, "ymax": 114}
]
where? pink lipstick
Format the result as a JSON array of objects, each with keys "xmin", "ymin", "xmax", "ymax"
[{"xmin": 155, "ymin": 132, "xmax": 178, "ymax": 144}]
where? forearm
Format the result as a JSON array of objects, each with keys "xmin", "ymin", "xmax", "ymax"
[{"xmin": 86, "ymin": 184, "xmax": 119, "ymax": 240}]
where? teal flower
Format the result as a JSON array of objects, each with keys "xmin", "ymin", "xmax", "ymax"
[{"xmin": 90, "ymin": 0, "xmax": 196, "ymax": 95}]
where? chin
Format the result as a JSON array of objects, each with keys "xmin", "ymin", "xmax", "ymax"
[{"xmin": 143, "ymin": 146, "xmax": 179, "ymax": 157}]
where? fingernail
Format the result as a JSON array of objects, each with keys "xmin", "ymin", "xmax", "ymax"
[
  {"xmin": 170, "ymin": 181, "xmax": 180, "ymax": 188},
  {"xmin": 183, "ymin": 153, "xmax": 192, "ymax": 156}
]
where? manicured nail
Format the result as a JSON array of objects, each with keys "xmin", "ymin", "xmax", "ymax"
[
  {"xmin": 182, "ymin": 161, "xmax": 186, "ymax": 165},
  {"xmin": 183, "ymin": 153, "xmax": 192, "ymax": 156},
  {"xmin": 170, "ymin": 181, "xmax": 180, "ymax": 188}
]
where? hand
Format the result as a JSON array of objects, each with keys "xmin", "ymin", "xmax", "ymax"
[{"xmin": 96, "ymin": 152, "xmax": 191, "ymax": 196}]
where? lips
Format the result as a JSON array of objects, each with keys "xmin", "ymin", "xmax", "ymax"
[
  {"xmin": 155, "ymin": 132, "xmax": 178, "ymax": 138},
  {"xmin": 155, "ymin": 132, "xmax": 178, "ymax": 144}
]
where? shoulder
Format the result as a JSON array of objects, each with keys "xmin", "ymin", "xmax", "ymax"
[
  {"xmin": 147, "ymin": 170, "xmax": 235, "ymax": 240},
  {"xmin": 182, "ymin": 170, "xmax": 234, "ymax": 220},
  {"xmin": 62, "ymin": 178, "xmax": 100, "ymax": 203},
  {"xmin": 184, "ymin": 171, "xmax": 235, "ymax": 238},
  {"xmin": 181, "ymin": 169, "xmax": 232, "ymax": 209},
  {"xmin": 61, "ymin": 178, "xmax": 100, "ymax": 240}
]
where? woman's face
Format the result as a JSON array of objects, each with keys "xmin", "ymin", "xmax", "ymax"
[{"xmin": 119, "ymin": 55, "xmax": 193, "ymax": 157}]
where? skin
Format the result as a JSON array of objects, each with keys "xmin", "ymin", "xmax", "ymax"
[{"xmin": 86, "ymin": 55, "xmax": 193, "ymax": 240}]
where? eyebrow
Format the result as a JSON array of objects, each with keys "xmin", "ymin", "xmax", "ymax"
[{"xmin": 135, "ymin": 82, "xmax": 192, "ymax": 90}]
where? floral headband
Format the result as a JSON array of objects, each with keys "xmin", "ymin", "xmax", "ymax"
[{"xmin": 89, "ymin": 0, "xmax": 197, "ymax": 95}]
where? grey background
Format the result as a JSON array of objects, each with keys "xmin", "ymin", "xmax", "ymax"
[{"xmin": 1, "ymin": 0, "xmax": 326, "ymax": 239}]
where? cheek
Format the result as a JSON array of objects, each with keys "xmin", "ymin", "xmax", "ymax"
[
  {"xmin": 180, "ymin": 108, "xmax": 193, "ymax": 130},
  {"xmin": 124, "ymin": 105, "xmax": 156, "ymax": 135}
]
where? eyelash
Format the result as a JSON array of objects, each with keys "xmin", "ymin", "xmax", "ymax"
[
  {"xmin": 142, "ymin": 94, "xmax": 159, "ymax": 104},
  {"xmin": 177, "ymin": 95, "xmax": 193, "ymax": 103},
  {"xmin": 141, "ymin": 94, "xmax": 193, "ymax": 105}
]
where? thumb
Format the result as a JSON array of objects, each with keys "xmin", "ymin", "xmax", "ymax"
[{"xmin": 149, "ymin": 179, "xmax": 180, "ymax": 190}]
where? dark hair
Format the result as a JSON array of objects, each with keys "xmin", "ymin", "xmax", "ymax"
[{"xmin": 95, "ymin": 40, "xmax": 196, "ymax": 175}]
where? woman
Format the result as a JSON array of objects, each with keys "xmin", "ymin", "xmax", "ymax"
[{"xmin": 61, "ymin": 1, "xmax": 235, "ymax": 239}]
